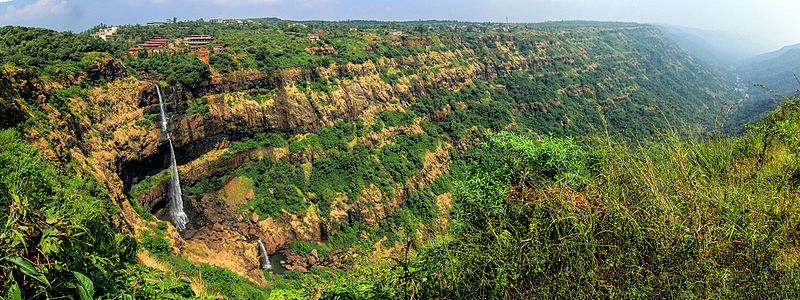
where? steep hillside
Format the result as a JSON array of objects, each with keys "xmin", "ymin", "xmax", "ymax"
[
  {"xmin": 655, "ymin": 25, "xmax": 800, "ymax": 134},
  {"xmin": 739, "ymin": 44, "xmax": 800, "ymax": 94},
  {"xmin": 658, "ymin": 25, "xmax": 768, "ymax": 69},
  {"xmin": 0, "ymin": 20, "xmax": 746, "ymax": 298},
  {"xmin": 725, "ymin": 44, "xmax": 800, "ymax": 133},
  {"xmin": 296, "ymin": 96, "xmax": 800, "ymax": 298}
]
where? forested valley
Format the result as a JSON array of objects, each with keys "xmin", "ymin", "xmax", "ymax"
[{"xmin": 1, "ymin": 19, "xmax": 799, "ymax": 299}]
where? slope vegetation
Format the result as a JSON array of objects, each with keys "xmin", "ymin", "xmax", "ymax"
[{"xmin": 0, "ymin": 20, "xmax": 754, "ymax": 298}]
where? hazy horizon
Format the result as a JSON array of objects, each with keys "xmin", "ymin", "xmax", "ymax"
[{"xmin": 1, "ymin": 0, "xmax": 798, "ymax": 54}]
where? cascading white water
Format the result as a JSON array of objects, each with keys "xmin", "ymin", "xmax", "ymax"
[
  {"xmin": 257, "ymin": 240, "xmax": 272, "ymax": 270},
  {"xmin": 155, "ymin": 84, "xmax": 188, "ymax": 232},
  {"xmin": 168, "ymin": 138, "xmax": 188, "ymax": 232},
  {"xmin": 155, "ymin": 85, "xmax": 168, "ymax": 132}
]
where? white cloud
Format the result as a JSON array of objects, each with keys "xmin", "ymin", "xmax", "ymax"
[
  {"xmin": 0, "ymin": 0, "xmax": 68, "ymax": 22},
  {"xmin": 0, "ymin": 0, "xmax": 14, "ymax": 3}
]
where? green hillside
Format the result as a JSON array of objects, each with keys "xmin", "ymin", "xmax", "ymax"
[{"xmin": 2, "ymin": 19, "xmax": 797, "ymax": 299}]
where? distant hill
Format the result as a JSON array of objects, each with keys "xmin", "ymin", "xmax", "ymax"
[
  {"xmin": 738, "ymin": 43, "xmax": 800, "ymax": 94},
  {"xmin": 658, "ymin": 25, "xmax": 769, "ymax": 71},
  {"xmin": 742, "ymin": 43, "xmax": 800, "ymax": 65},
  {"xmin": 656, "ymin": 24, "xmax": 800, "ymax": 133},
  {"xmin": 724, "ymin": 43, "xmax": 800, "ymax": 133}
]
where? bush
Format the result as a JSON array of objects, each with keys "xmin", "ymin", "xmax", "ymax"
[
  {"xmin": 487, "ymin": 131, "xmax": 594, "ymax": 186},
  {"xmin": 126, "ymin": 53, "xmax": 210, "ymax": 88},
  {"xmin": 197, "ymin": 264, "xmax": 268, "ymax": 300},
  {"xmin": 185, "ymin": 100, "xmax": 210, "ymax": 115},
  {"xmin": 209, "ymin": 52, "xmax": 239, "ymax": 74},
  {"xmin": 230, "ymin": 133, "xmax": 286, "ymax": 153},
  {"xmin": 141, "ymin": 226, "xmax": 170, "ymax": 256},
  {"xmin": 289, "ymin": 241, "xmax": 331, "ymax": 257},
  {"xmin": 378, "ymin": 109, "xmax": 415, "ymax": 127},
  {"xmin": 0, "ymin": 129, "xmax": 140, "ymax": 299}
]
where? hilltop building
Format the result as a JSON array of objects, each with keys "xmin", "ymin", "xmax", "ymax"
[
  {"xmin": 146, "ymin": 18, "xmax": 176, "ymax": 26},
  {"xmin": 211, "ymin": 19, "xmax": 245, "ymax": 24},
  {"xmin": 183, "ymin": 34, "xmax": 216, "ymax": 46},
  {"xmin": 128, "ymin": 36, "xmax": 170, "ymax": 55},
  {"xmin": 93, "ymin": 27, "xmax": 118, "ymax": 41}
]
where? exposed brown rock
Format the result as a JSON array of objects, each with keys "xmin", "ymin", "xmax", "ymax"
[{"xmin": 8, "ymin": 39, "xmax": 565, "ymax": 284}]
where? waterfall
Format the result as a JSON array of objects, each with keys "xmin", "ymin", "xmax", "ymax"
[
  {"xmin": 155, "ymin": 84, "xmax": 188, "ymax": 232},
  {"xmin": 168, "ymin": 138, "xmax": 188, "ymax": 232},
  {"xmin": 257, "ymin": 240, "xmax": 272, "ymax": 270},
  {"xmin": 155, "ymin": 85, "xmax": 168, "ymax": 132}
]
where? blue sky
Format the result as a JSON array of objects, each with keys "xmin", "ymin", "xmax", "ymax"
[{"xmin": 1, "ymin": 0, "xmax": 798, "ymax": 52}]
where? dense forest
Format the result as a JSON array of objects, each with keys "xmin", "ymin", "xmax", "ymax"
[{"xmin": 1, "ymin": 18, "xmax": 798, "ymax": 299}]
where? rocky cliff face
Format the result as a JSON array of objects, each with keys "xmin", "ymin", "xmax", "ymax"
[
  {"xmin": 121, "ymin": 46, "xmax": 532, "ymax": 281},
  {"xmin": 2, "ymin": 42, "xmax": 523, "ymax": 282},
  {"xmin": 3, "ymin": 24, "xmax": 735, "ymax": 284}
]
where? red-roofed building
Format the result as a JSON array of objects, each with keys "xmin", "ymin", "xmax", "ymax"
[
  {"xmin": 128, "ymin": 46, "xmax": 144, "ymax": 56},
  {"xmin": 128, "ymin": 36, "xmax": 173, "ymax": 56}
]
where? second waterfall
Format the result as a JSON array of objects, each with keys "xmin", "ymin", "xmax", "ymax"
[{"xmin": 156, "ymin": 84, "xmax": 189, "ymax": 232}]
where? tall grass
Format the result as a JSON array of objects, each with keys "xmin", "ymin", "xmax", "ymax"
[{"xmin": 361, "ymin": 99, "xmax": 800, "ymax": 299}]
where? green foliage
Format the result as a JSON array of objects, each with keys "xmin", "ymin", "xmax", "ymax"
[
  {"xmin": 144, "ymin": 112, "xmax": 161, "ymax": 123},
  {"xmin": 6, "ymin": 277, "xmax": 21, "ymax": 300},
  {"xmin": 308, "ymin": 101, "xmax": 800, "ymax": 297},
  {"xmin": 114, "ymin": 264, "xmax": 194, "ymax": 299},
  {"xmin": 268, "ymin": 288, "xmax": 306, "ymax": 300},
  {"xmin": 196, "ymin": 263, "xmax": 268, "ymax": 299},
  {"xmin": 377, "ymin": 109, "xmax": 415, "ymax": 127},
  {"xmin": 4, "ymin": 19, "xmax": 786, "ymax": 298},
  {"xmin": 185, "ymin": 99, "xmax": 210, "ymax": 115},
  {"xmin": 47, "ymin": 85, "xmax": 87, "ymax": 111},
  {"xmin": 298, "ymin": 76, "xmax": 338, "ymax": 94},
  {"xmin": 235, "ymin": 159, "xmax": 309, "ymax": 219},
  {"xmin": 230, "ymin": 132, "xmax": 287, "ymax": 153},
  {"xmin": 0, "ymin": 129, "xmax": 145, "ymax": 299},
  {"xmin": 184, "ymin": 175, "xmax": 228, "ymax": 197},
  {"xmin": 6, "ymin": 256, "xmax": 50, "ymax": 286},
  {"xmin": 401, "ymin": 129, "xmax": 798, "ymax": 298},
  {"xmin": 138, "ymin": 220, "xmax": 268, "ymax": 299},
  {"xmin": 128, "ymin": 169, "xmax": 170, "ymax": 199},
  {"xmin": 126, "ymin": 53, "xmax": 210, "ymax": 88},
  {"xmin": 327, "ymin": 222, "xmax": 371, "ymax": 251},
  {"xmin": 0, "ymin": 26, "xmax": 115, "ymax": 79},
  {"xmin": 209, "ymin": 51, "xmax": 239, "ymax": 74},
  {"xmin": 487, "ymin": 131, "xmax": 594, "ymax": 186},
  {"xmin": 140, "ymin": 223, "xmax": 171, "ymax": 256},
  {"xmin": 289, "ymin": 241, "xmax": 331, "ymax": 257},
  {"xmin": 73, "ymin": 271, "xmax": 95, "ymax": 300}
]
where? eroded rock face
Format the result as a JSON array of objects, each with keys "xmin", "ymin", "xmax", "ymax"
[{"xmin": 10, "ymin": 40, "xmax": 553, "ymax": 283}]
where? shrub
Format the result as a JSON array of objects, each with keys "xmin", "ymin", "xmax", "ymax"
[
  {"xmin": 289, "ymin": 241, "xmax": 331, "ymax": 257},
  {"xmin": 141, "ymin": 226, "xmax": 170, "ymax": 256},
  {"xmin": 0, "ymin": 129, "xmax": 140, "ymax": 299},
  {"xmin": 230, "ymin": 133, "xmax": 286, "ymax": 153},
  {"xmin": 185, "ymin": 101, "xmax": 210, "ymax": 115}
]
